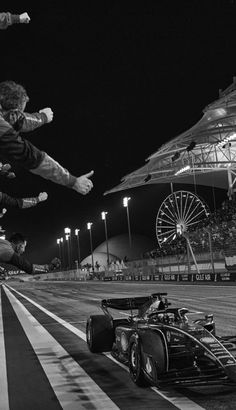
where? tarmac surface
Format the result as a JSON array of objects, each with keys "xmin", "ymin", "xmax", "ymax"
[{"xmin": 0, "ymin": 280, "xmax": 236, "ymax": 410}]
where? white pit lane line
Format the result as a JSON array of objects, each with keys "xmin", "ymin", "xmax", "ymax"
[
  {"xmin": 0, "ymin": 287, "xmax": 10, "ymax": 410},
  {"xmin": 3, "ymin": 285, "xmax": 119, "ymax": 410},
  {"xmin": 4, "ymin": 284, "xmax": 205, "ymax": 410}
]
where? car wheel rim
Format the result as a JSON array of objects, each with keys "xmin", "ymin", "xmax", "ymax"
[
  {"xmin": 87, "ymin": 322, "xmax": 91, "ymax": 344},
  {"xmin": 131, "ymin": 345, "xmax": 139, "ymax": 377}
]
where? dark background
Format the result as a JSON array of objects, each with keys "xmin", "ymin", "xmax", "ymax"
[{"xmin": 0, "ymin": 1, "xmax": 235, "ymax": 263}]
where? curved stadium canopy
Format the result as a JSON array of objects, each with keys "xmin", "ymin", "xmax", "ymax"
[{"xmin": 105, "ymin": 79, "xmax": 236, "ymax": 196}]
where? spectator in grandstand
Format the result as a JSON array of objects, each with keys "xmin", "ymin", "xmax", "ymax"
[
  {"xmin": 152, "ymin": 196, "xmax": 236, "ymax": 257},
  {"xmin": 94, "ymin": 261, "xmax": 100, "ymax": 272},
  {"xmin": 0, "ymin": 12, "xmax": 30, "ymax": 29},
  {"xmin": 0, "ymin": 232, "xmax": 50, "ymax": 274},
  {"xmin": 0, "ymin": 81, "xmax": 94, "ymax": 195}
]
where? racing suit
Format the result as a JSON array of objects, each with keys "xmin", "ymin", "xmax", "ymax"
[
  {"xmin": 0, "ymin": 12, "xmax": 20, "ymax": 29},
  {"xmin": 0, "ymin": 110, "xmax": 77, "ymax": 188}
]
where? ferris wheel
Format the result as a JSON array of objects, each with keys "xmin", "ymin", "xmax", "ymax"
[{"xmin": 156, "ymin": 190, "xmax": 210, "ymax": 247}]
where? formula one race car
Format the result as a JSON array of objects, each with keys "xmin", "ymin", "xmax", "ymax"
[{"xmin": 86, "ymin": 293, "xmax": 236, "ymax": 387}]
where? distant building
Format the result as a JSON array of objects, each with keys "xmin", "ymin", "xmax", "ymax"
[{"xmin": 81, "ymin": 233, "xmax": 156, "ymax": 267}]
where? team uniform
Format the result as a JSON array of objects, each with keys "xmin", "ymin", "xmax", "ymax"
[
  {"xmin": 0, "ymin": 109, "xmax": 77, "ymax": 188},
  {"xmin": 0, "ymin": 12, "xmax": 21, "ymax": 29}
]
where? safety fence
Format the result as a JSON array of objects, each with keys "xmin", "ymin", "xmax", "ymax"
[
  {"xmin": 27, "ymin": 269, "xmax": 235, "ymax": 282},
  {"xmin": 6, "ymin": 251, "xmax": 236, "ymax": 283}
]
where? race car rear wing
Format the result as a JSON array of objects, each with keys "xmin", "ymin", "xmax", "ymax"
[{"xmin": 101, "ymin": 293, "xmax": 168, "ymax": 311}]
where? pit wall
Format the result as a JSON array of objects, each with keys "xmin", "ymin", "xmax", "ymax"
[{"xmin": 27, "ymin": 251, "xmax": 236, "ymax": 282}]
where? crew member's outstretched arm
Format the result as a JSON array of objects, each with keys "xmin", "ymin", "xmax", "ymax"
[
  {"xmin": 4, "ymin": 109, "xmax": 53, "ymax": 133},
  {"xmin": 0, "ymin": 240, "xmax": 47, "ymax": 275},
  {"xmin": 10, "ymin": 252, "xmax": 48, "ymax": 275},
  {"xmin": 0, "ymin": 12, "xmax": 30, "ymax": 29},
  {"xmin": 0, "ymin": 191, "xmax": 48, "ymax": 209},
  {"xmin": 30, "ymin": 154, "xmax": 94, "ymax": 195},
  {"xmin": 0, "ymin": 115, "xmax": 94, "ymax": 194}
]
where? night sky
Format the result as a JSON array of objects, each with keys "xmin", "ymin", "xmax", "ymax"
[{"xmin": 1, "ymin": 1, "xmax": 235, "ymax": 263}]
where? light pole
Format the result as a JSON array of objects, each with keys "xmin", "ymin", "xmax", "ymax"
[
  {"xmin": 123, "ymin": 197, "xmax": 132, "ymax": 247},
  {"xmin": 64, "ymin": 227, "xmax": 72, "ymax": 269},
  {"xmin": 57, "ymin": 238, "xmax": 61, "ymax": 260},
  {"xmin": 65, "ymin": 234, "xmax": 71, "ymax": 269},
  {"xmin": 60, "ymin": 237, "xmax": 64, "ymax": 269},
  {"xmin": 75, "ymin": 228, "xmax": 81, "ymax": 267},
  {"xmin": 101, "ymin": 211, "xmax": 109, "ymax": 266},
  {"xmin": 87, "ymin": 222, "xmax": 94, "ymax": 273}
]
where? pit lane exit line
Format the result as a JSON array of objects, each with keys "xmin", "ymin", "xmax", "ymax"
[
  {"xmin": 3, "ymin": 285, "xmax": 119, "ymax": 410},
  {"xmin": 4, "ymin": 284, "xmax": 205, "ymax": 410},
  {"xmin": 0, "ymin": 288, "xmax": 10, "ymax": 410}
]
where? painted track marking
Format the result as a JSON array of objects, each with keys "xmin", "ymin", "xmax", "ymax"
[
  {"xmin": 0, "ymin": 287, "xmax": 10, "ymax": 410},
  {"xmin": 5, "ymin": 284, "xmax": 205, "ymax": 410},
  {"xmin": 3, "ymin": 285, "xmax": 119, "ymax": 410}
]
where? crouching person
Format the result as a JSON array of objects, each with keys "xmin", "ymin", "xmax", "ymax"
[{"xmin": 0, "ymin": 232, "xmax": 49, "ymax": 274}]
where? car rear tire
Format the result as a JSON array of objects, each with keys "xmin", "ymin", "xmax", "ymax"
[
  {"xmin": 86, "ymin": 315, "xmax": 114, "ymax": 353},
  {"xmin": 129, "ymin": 340, "xmax": 149, "ymax": 387}
]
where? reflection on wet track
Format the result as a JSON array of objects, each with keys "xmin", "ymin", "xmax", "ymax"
[{"xmin": 0, "ymin": 281, "xmax": 236, "ymax": 410}]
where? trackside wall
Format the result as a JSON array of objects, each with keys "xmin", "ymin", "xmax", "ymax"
[{"xmin": 19, "ymin": 251, "xmax": 236, "ymax": 282}]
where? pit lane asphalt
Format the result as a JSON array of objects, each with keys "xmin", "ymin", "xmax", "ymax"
[{"xmin": 0, "ymin": 280, "xmax": 236, "ymax": 410}]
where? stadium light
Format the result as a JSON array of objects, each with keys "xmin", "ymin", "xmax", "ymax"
[
  {"xmin": 171, "ymin": 152, "xmax": 180, "ymax": 162},
  {"xmin": 57, "ymin": 238, "xmax": 61, "ymax": 260},
  {"xmin": 123, "ymin": 197, "xmax": 132, "ymax": 247},
  {"xmin": 75, "ymin": 228, "xmax": 81, "ymax": 266},
  {"xmin": 87, "ymin": 222, "xmax": 94, "ymax": 272},
  {"xmin": 123, "ymin": 197, "xmax": 130, "ymax": 208},
  {"xmin": 101, "ymin": 211, "xmax": 109, "ymax": 266},
  {"xmin": 186, "ymin": 141, "xmax": 196, "ymax": 152},
  {"xmin": 64, "ymin": 228, "xmax": 72, "ymax": 268},
  {"xmin": 60, "ymin": 237, "xmax": 64, "ymax": 268},
  {"xmin": 65, "ymin": 234, "xmax": 71, "ymax": 269},
  {"xmin": 217, "ymin": 133, "xmax": 236, "ymax": 147},
  {"xmin": 174, "ymin": 165, "xmax": 190, "ymax": 176}
]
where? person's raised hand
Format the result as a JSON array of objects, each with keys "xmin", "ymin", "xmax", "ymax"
[
  {"xmin": 0, "ymin": 208, "xmax": 7, "ymax": 218},
  {"xmin": 38, "ymin": 192, "xmax": 48, "ymax": 202},
  {"xmin": 39, "ymin": 108, "xmax": 54, "ymax": 123},
  {"xmin": 0, "ymin": 163, "xmax": 16, "ymax": 179},
  {"xmin": 72, "ymin": 171, "xmax": 94, "ymax": 195},
  {"xmin": 19, "ymin": 12, "xmax": 31, "ymax": 24}
]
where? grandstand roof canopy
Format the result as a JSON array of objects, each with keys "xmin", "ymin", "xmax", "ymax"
[{"xmin": 105, "ymin": 79, "xmax": 236, "ymax": 195}]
